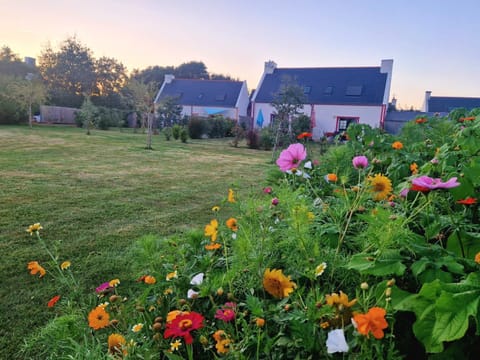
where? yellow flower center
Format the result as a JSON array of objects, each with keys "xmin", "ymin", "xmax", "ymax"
[{"xmin": 179, "ymin": 319, "xmax": 193, "ymax": 330}]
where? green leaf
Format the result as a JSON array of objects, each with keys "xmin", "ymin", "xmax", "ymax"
[
  {"xmin": 347, "ymin": 253, "xmax": 406, "ymax": 276},
  {"xmin": 447, "ymin": 231, "xmax": 480, "ymax": 259},
  {"xmin": 245, "ymin": 294, "xmax": 264, "ymax": 317}
]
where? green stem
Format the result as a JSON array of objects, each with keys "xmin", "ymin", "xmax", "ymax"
[{"xmin": 187, "ymin": 343, "xmax": 194, "ymax": 360}]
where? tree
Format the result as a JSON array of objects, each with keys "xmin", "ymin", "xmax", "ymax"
[
  {"xmin": 78, "ymin": 96, "xmax": 98, "ymax": 135},
  {"xmin": 156, "ymin": 96, "xmax": 182, "ymax": 127},
  {"xmin": 0, "ymin": 46, "xmax": 33, "ymax": 78},
  {"xmin": 174, "ymin": 61, "xmax": 209, "ymax": 79},
  {"xmin": 38, "ymin": 37, "xmax": 96, "ymax": 107},
  {"xmin": 270, "ymin": 78, "xmax": 306, "ymax": 157},
  {"xmin": 131, "ymin": 65, "xmax": 174, "ymax": 85}
]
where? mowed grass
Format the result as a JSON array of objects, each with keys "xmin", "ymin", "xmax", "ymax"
[{"xmin": 0, "ymin": 125, "xmax": 273, "ymax": 358}]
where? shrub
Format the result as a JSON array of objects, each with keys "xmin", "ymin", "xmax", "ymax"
[
  {"xmin": 180, "ymin": 127, "xmax": 188, "ymax": 143},
  {"xmin": 292, "ymin": 114, "xmax": 311, "ymax": 136},
  {"xmin": 246, "ymin": 129, "xmax": 260, "ymax": 149},
  {"xmin": 188, "ymin": 116, "xmax": 206, "ymax": 139},
  {"xmin": 163, "ymin": 126, "xmax": 172, "ymax": 140},
  {"xmin": 208, "ymin": 115, "xmax": 236, "ymax": 138},
  {"xmin": 259, "ymin": 127, "xmax": 275, "ymax": 150},
  {"xmin": 172, "ymin": 124, "xmax": 182, "ymax": 140}
]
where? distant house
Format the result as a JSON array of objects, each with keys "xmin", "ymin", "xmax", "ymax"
[
  {"xmin": 385, "ymin": 110, "xmax": 425, "ymax": 134},
  {"xmin": 250, "ymin": 59, "xmax": 393, "ymax": 140},
  {"xmin": 154, "ymin": 75, "xmax": 249, "ymax": 121},
  {"xmin": 424, "ymin": 91, "xmax": 480, "ymax": 115}
]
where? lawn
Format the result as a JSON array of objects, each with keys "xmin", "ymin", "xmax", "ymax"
[{"xmin": 0, "ymin": 125, "xmax": 273, "ymax": 358}]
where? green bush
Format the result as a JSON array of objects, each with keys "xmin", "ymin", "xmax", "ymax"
[
  {"xmin": 188, "ymin": 116, "xmax": 206, "ymax": 139},
  {"xmin": 259, "ymin": 127, "xmax": 275, "ymax": 150},
  {"xmin": 292, "ymin": 114, "xmax": 311, "ymax": 136},
  {"xmin": 208, "ymin": 115, "xmax": 235, "ymax": 138},
  {"xmin": 180, "ymin": 127, "xmax": 188, "ymax": 143},
  {"xmin": 163, "ymin": 126, "xmax": 172, "ymax": 140},
  {"xmin": 172, "ymin": 124, "xmax": 181, "ymax": 140},
  {"xmin": 246, "ymin": 129, "xmax": 260, "ymax": 149}
]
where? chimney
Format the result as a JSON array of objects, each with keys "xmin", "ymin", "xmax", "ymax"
[
  {"xmin": 424, "ymin": 91, "xmax": 432, "ymax": 112},
  {"xmin": 164, "ymin": 74, "xmax": 175, "ymax": 84},
  {"xmin": 264, "ymin": 60, "xmax": 277, "ymax": 74},
  {"xmin": 380, "ymin": 59, "xmax": 393, "ymax": 105},
  {"xmin": 24, "ymin": 57, "xmax": 36, "ymax": 67}
]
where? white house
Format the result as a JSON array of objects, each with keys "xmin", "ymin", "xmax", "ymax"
[
  {"xmin": 250, "ymin": 59, "xmax": 393, "ymax": 139},
  {"xmin": 154, "ymin": 75, "xmax": 249, "ymax": 121}
]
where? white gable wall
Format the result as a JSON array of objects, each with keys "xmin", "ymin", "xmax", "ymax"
[{"xmin": 253, "ymin": 103, "xmax": 384, "ymax": 140}]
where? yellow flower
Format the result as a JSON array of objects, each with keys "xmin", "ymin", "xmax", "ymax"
[
  {"xmin": 109, "ymin": 279, "xmax": 120, "ymax": 287},
  {"xmin": 212, "ymin": 205, "xmax": 220, "ymax": 212},
  {"xmin": 325, "ymin": 291, "xmax": 357, "ymax": 308},
  {"xmin": 228, "ymin": 188, "xmax": 236, "ymax": 203},
  {"xmin": 60, "ymin": 261, "xmax": 71, "ymax": 270},
  {"xmin": 213, "ymin": 329, "xmax": 227, "ymax": 342},
  {"xmin": 307, "ymin": 212, "xmax": 315, "ymax": 222},
  {"xmin": 315, "ymin": 262, "xmax": 327, "ymax": 277},
  {"xmin": 215, "ymin": 338, "xmax": 233, "ymax": 354},
  {"xmin": 368, "ymin": 174, "xmax": 392, "ymax": 201},
  {"xmin": 392, "ymin": 141, "xmax": 403, "ymax": 150},
  {"xmin": 263, "ymin": 268, "xmax": 297, "ymax": 299},
  {"xmin": 108, "ymin": 333, "xmax": 127, "ymax": 356},
  {"xmin": 27, "ymin": 261, "xmax": 46, "ymax": 278},
  {"xmin": 132, "ymin": 323, "xmax": 144, "ymax": 332},
  {"xmin": 164, "ymin": 287, "xmax": 173, "ymax": 295},
  {"xmin": 144, "ymin": 275, "xmax": 156, "ymax": 284},
  {"xmin": 88, "ymin": 306, "xmax": 110, "ymax": 330},
  {"xmin": 26, "ymin": 223, "xmax": 43, "ymax": 235},
  {"xmin": 166, "ymin": 270, "xmax": 178, "ymax": 281},
  {"xmin": 204, "ymin": 219, "xmax": 218, "ymax": 241},
  {"xmin": 170, "ymin": 339, "xmax": 182, "ymax": 351},
  {"xmin": 167, "ymin": 310, "xmax": 189, "ymax": 323},
  {"xmin": 226, "ymin": 217, "xmax": 238, "ymax": 232}
]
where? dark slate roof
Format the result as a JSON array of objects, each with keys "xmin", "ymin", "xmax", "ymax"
[
  {"xmin": 254, "ymin": 67, "xmax": 387, "ymax": 105},
  {"xmin": 156, "ymin": 79, "xmax": 243, "ymax": 107},
  {"xmin": 428, "ymin": 96, "xmax": 480, "ymax": 113},
  {"xmin": 385, "ymin": 110, "xmax": 425, "ymax": 122}
]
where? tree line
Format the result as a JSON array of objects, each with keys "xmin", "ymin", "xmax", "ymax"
[{"xmin": 0, "ymin": 36, "xmax": 236, "ymax": 125}]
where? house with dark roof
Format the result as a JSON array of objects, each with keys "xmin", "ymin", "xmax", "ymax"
[
  {"xmin": 250, "ymin": 59, "xmax": 393, "ymax": 139},
  {"xmin": 424, "ymin": 91, "xmax": 480, "ymax": 115},
  {"xmin": 154, "ymin": 75, "xmax": 249, "ymax": 121}
]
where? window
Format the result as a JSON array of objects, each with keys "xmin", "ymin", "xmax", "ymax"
[
  {"xmin": 324, "ymin": 86, "xmax": 334, "ymax": 95},
  {"xmin": 303, "ymin": 86, "xmax": 311, "ymax": 94},
  {"xmin": 345, "ymin": 85, "xmax": 363, "ymax": 96},
  {"xmin": 337, "ymin": 117, "xmax": 359, "ymax": 131}
]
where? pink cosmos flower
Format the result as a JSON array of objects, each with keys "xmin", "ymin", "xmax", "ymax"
[
  {"xmin": 263, "ymin": 186, "xmax": 273, "ymax": 194},
  {"xmin": 352, "ymin": 156, "xmax": 369, "ymax": 169},
  {"xmin": 276, "ymin": 143, "xmax": 307, "ymax": 172},
  {"xmin": 411, "ymin": 176, "xmax": 460, "ymax": 190},
  {"xmin": 96, "ymin": 282, "xmax": 111, "ymax": 293}
]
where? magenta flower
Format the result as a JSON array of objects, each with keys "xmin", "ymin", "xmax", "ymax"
[
  {"xmin": 276, "ymin": 143, "xmax": 307, "ymax": 172},
  {"xmin": 399, "ymin": 188, "xmax": 409, "ymax": 198},
  {"xmin": 271, "ymin": 197, "xmax": 279, "ymax": 206},
  {"xmin": 263, "ymin": 186, "xmax": 273, "ymax": 194},
  {"xmin": 352, "ymin": 156, "xmax": 369, "ymax": 169},
  {"xmin": 411, "ymin": 176, "xmax": 460, "ymax": 190},
  {"xmin": 214, "ymin": 302, "xmax": 236, "ymax": 322},
  {"xmin": 96, "ymin": 282, "xmax": 111, "ymax": 293}
]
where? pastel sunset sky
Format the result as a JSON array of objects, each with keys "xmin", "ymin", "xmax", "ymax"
[{"xmin": 1, "ymin": 0, "xmax": 479, "ymax": 109}]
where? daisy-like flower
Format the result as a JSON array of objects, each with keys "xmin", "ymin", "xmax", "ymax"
[
  {"xmin": 108, "ymin": 333, "xmax": 127, "ymax": 357},
  {"xmin": 226, "ymin": 218, "xmax": 238, "ymax": 231},
  {"xmin": 60, "ymin": 261, "xmax": 71, "ymax": 270},
  {"xmin": 315, "ymin": 262, "xmax": 327, "ymax": 277},
  {"xmin": 214, "ymin": 302, "xmax": 236, "ymax": 322},
  {"xmin": 326, "ymin": 329, "xmax": 349, "ymax": 354},
  {"xmin": 47, "ymin": 295, "xmax": 61, "ymax": 308},
  {"xmin": 132, "ymin": 323, "xmax": 144, "ymax": 332},
  {"xmin": 144, "ymin": 275, "xmax": 156, "ymax": 284},
  {"xmin": 368, "ymin": 174, "xmax": 392, "ymax": 201},
  {"xmin": 325, "ymin": 173, "xmax": 338, "ymax": 182},
  {"xmin": 190, "ymin": 273, "xmax": 204, "ymax": 285},
  {"xmin": 204, "ymin": 219, "xmax": 218, "ymax": 241},
  {"xmin": 215, "ymin": 338, "xmax": 233, "ymax": 354},
  {"xmin": 211, "ymin": 205, "xmax": 220, "ymax": 212},
  {"xmin": 26, "ymin": 223, "xmax": 43, "ymax": 235},
  {"xmin": 170, "ymin": 339, "xmax": 182, "ymax": 351},
  {"xmin": 412, "ymin": 175, "xmax": 460, "ymax": 191},
  {"xmin": 391, "ymin": 141, "xmax": 403, "ymax": 150},
  {"xmin": 88, "ymin": 306, "xmax": 110, "ymax": 330},
  {"xmin": 457, "ymin": 197, "xmax": 477, "ymax": 205},
  {"xmin": 276, "ymin": 143, "xmax": 307, "ymax": 172},
  {"xmin": 352, "ymin": 307, "xmax": 388, "ymax": 339},
  {"xmin": 187, "ymin": 289, "xmax": 199, "ymax": 299},
  {"xmin": 109, "ymin": 279, "xmax": 120, "ymax": 287},
  {"xmin": 352, "ymin": 155, "xmax": 369, "ymax": 169},
  {"xmin": 325, "ymin": 291, "xmax": 357, "ymax": 308},
  {"xmin": 205, "ymin": 242, "xmax": 221, "ymax": 250},
  {"xmin": 96, "ymin": 281, "xmax": 111, "ymax": 293},
  {"xmin": 27, "ymin": 261, "xmax": 46, "ymax": 278},
  {"xmin": 166, "ymin": 271, "xmax": 178, "ymax": 281},
  {"xmin": 228, "ymin": 188, "xmax": 236, "ymax": 203},
  {"xmin": 163, "ymin": 311, "xmax": 205, "ymax": 344},
  {"xmin": 263, "ymin": 268, "xmax": 297, "ymax": 299},
  {"xmin": 213, "ymin": 329, "xmax": 227, "ymax": 342},
  {"xmin": 164, "ymin": 288, "xmax": 173, "ymax": 295}
]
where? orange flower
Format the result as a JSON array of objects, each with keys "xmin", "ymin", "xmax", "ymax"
[
  {"xmin": 255, "ymin": 318, "xmax": 265, "ymax": 327},
  {"xmin": 326, "ymin": 173, "xmax": 338, "ymax": 182},
  {"xmin": 205, "ymin": 242, "xmax": 221, "ymax": 250},
  {"xmin": 213, "ymin": 329, "xmax": 227, "ymax": 342},
  {"xmin": 297, "ymin": 132, "xmax": 313, "ymax": 139},
  {"xmin": 392, "ymin": 141, "xmax": 403, "ymax": 150},
  {"xmin": 204, "ymin": 219, "xmax": 218, "ymax": 241},
  {"xmin": 108, "ymin": 333, "xmax": 127, "ymax": 356},
  {"xmin": 27, "ymin": 261, "xmax": 46, "ymax": 278},
  {"xmin": 410, "ymin": 162, "xmax": 418, "ymax": 175},
  {"xmin": 228, "ymin": 188, "xmax": 236, "ymax": 203},
  {"xmin": 459, "ymin": 116, "xmax": 475, "ymax": 122},
  {"xmin": 475, "ymin": 252, "xmax": 480, "ymax": 264},
  {"xmin": 325, "ymin": 291, "xmax": 357, "ymax": 308},
  {"xmin": 26, "ymin": 223, "xmax": 43, "ymax": 235},
  {"xmin": 226, "ymin": 218, "xmax": 238, "ymax": 231},
  {"xmin": 88, "ymin": 306, "xmax": 110, "ymax": 330},
  {"xmin": 415, "ymin": 117, "xmax": 427, "ymax": 124},
  {"xmin": 47, "ymin": 295, "xmax": 61, "ymax": 308},
  {"xmin": 144, "ymin": 275, "xmax": 156, "ymax": 284},
  {"xmin": 353, "ymin": 307, "xmax": 388, "ymax": 339}
]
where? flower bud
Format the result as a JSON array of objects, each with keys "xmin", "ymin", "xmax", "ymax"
[
  {"xmin": 152, "ymin": 322, "xmax": 162, "ymax": 332},
  {"xmin": 360, "ymin": 282, "xmax": 369, "ymax": 290},
  {"xmin": 217, "ymin": 287, "xmax": 224, "ymax": 296},
  {"xmin": 385, "ymin": 288, "xmax": 392, "ymax": 297},
  {"xmin": 386, "ymin": 279, "xmax": 395, "ymax": 287}
]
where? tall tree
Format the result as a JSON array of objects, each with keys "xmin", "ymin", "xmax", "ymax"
[
  {"xmin": 0, "ymin": 46, "xmax": 32, "ymax": 77},
  {"xmin": 131, "ymin": 65, "xmax": 174, "ymax": 85},
  {"xmin": 156, "ymin": 96, "xmax": 182, "ymax": 127},
  {"xmin": 174, "ymin": 61, "xmax": 208, "ymax": 79},
  {"xmin": 38, "ymin": 37, "xmax": 96, "ymax": 107}
]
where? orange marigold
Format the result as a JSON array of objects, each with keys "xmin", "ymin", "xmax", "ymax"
[
  {"xmin": 205, "ymin": 242, "xmax": 222, "ymax": 250},
  {"xmin": 204, "ymin": 219, "xmax": 218, "ymax": 241},
  {"xmin": 392, "ymin": 141, "xmax": 403, "ymax": 150},
  {"xmin": 108, "ymin": 333, "xmax": 127, "ymax": 356},
  {"xmin": 27, "ymin": 261, "xmax": 46, "ymax": 278},
  {"xmin": 353, "ymin": 307, "xmax": 388, "ymax": 339},
  {"xmin": 475, "ymin": 252, "xmax": 480, "ymax": 264},
  {"xmin": 226, "ymin": 217, "xmax": 238, "ymax": 231},
  {"xmin": 263, "ymin": 268, "xmax": 296, "ymax": 299},
  {"xmin": 88, "ymin": 306, "xmax": 110, "ymax": 330}
]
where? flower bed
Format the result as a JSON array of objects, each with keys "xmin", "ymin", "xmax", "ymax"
[{"xmin": 23, "ymin": 114, "xmax": 480, "ymax": 359}]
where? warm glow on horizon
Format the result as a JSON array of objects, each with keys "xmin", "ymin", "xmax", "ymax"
[{"xmin": 2, "ymin": 0, "xmax": 480, "ymax": 109}]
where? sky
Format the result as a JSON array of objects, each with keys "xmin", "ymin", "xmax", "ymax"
[{"xmin": 1, "ymin": 0, "xmax": 480, "ymax": 109}]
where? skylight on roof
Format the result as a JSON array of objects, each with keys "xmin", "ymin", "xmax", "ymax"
[
  {"xmin": 215, "ymin": 93, "xmax": 226, "ymax": 101},
  {"xmin": 303, "ymin": 86, "xmax": 311, "ymax": 94},
  {"xmin": 346, "ymin": 85, "xmax": 363, "ymax": 96},
  {"xmin": 324, "ymin": 86, "xmax": 334, "ymax": 95}
]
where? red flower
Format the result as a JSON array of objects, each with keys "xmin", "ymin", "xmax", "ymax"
[
  {"xmin": 415, "ymin": 117, "xmax": 427, "ymax": 124},
  {"xmin": 457, "ymin": 197, "xmax": 477, "ymax": 205},
  {"xmin": 164, "ymin": 311, "xmax": 204, "ymax": 344},
  {"xmin": 214, "ymin": 302, "xmax": 236, "ymax": 322},
  {"xmin": 297, "ymin": 132, "xmax": 313, "ymax": 140},
  {"xmin": 410, "ymin": 184, "xmax": 430, "ymax": 193},
  {"xmin": 47, "ymin": 295, "xmax": 61, "ymax": 308}
]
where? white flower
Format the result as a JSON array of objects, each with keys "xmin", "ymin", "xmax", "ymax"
[
  {"xmin": 190, "ymin": 273, "xmax": 204, "ymax": 285},
  {"xmin": 187, "ymin": 289, "xmax": 199, "ymax": 299},
  {"xmin": 326, "ymin": 329, "xmax": 349, "ymax": 354},
  {"xmin": 315, "ymin": 262, "xmax": 327, "ymax": 277},
  {"xmin": 304, "ymin": 161, "xmax": 312, "ymax": 169},
  {"xmin": 231, "ymin": 233, "xmax": 237, "ymax": 240}
]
